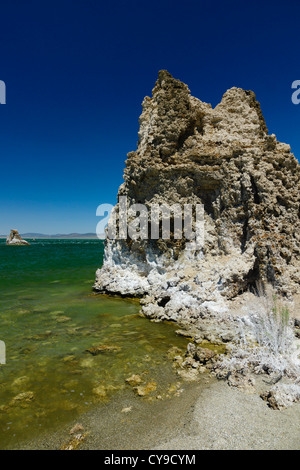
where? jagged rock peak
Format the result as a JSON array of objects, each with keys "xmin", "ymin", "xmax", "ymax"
[
  {"xmin": 135, "ymin": 70, "xmax": 273, "ymax": 164},
  {"xmin": 152, "ymin": 69, "xmax": 190, "ymax": 93}
]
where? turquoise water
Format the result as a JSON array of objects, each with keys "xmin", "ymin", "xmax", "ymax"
[{"xmin": 0, "ymin": 239, "xmax": 188, "ymax": 449}]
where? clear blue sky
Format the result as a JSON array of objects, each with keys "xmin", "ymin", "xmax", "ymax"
[{"xmin": 0, "ymin": 0, "xmax": 299, "ymax": 234}]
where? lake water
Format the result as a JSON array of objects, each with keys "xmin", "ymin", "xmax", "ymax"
[{"xmin": 0, "ymin": 239, "xmax": 189, "ymax": 449}]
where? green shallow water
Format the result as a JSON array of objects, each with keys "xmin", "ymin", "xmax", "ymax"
[{"xmin": 0, "ymin": 239, "xmax": 189, "ymax": 449}]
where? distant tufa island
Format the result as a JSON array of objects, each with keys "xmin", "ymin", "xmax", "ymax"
[
  {"xmin": 6, "ymin": 229, "xmax": 30, "ymax": 245},
  {"xmin": 1, "ymin": 232, "xmax": 100, "ymax": 240}
]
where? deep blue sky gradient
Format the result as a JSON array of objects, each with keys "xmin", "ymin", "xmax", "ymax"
[{"xmin": 0, "ymin": 0, "xmax": 300, "ymax": 233}]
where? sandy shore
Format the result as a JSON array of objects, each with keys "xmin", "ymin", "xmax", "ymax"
[
  {"xmin": 13, "ymin": 374, "xmax": 300, "ymax": 450},
  {"xmin": 155, "ymin": 379, "xmax": 300, "ymax": 450}
]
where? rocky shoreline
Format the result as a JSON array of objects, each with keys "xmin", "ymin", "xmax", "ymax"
[{"xmin": 5, "ymin": 305, "xmax": 299, "ymax": 450}]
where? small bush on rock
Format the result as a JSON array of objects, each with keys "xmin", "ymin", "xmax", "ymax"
[{"xmin": 220, "ymin": 283, "xmax": 300, "ymax": 380}]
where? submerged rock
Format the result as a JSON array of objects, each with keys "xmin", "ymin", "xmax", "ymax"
[
  {"xmin": 55, "ymin": 316, "xmax": 71, "ymax": 323},
  {"xmin": 10, "ymin": 391, "xmax": 35, "ymax": 406},
  {"xmin": 166, "ymin": 346, "xmax": 183, "ymax": 360},
  {"xmin": 11, "ymin": 376, "xmax": 30, "ymax": 388},
  {"xmin": 28, "ymin": 331, "xmax": 53, "ymax": 340},
  {"xmin": 125, "ymin": 374, "xmax": 143, "ymax": 386},
  {"xmin": 177, "ymin": 368, "xmax": 200, "ymax": 382},
  {"xmin": 92, "ymin": 384, "xmax": 107, "ymax": 398},
  {"xmin": 6, "ymin": 229, "xmax": 30, "ymax": 245},
  {"xmin": 134, "ymin": 381, "xmax": 157, "ymax": 397},
  {"xmin": 94, "ymin": 70, "xmax": 300, "ymax": 329},
  {"xmin": 86, "ymin": 344, "xmax": 121, "ymax": 355}
]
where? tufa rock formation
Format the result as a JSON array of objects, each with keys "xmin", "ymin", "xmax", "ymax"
[
  {"xmin": 94, "ymin": 70, "xmax": 300, "ymax": 326},
  {"xmin": 6, "ymin": 229, "xmax": 30, "ymax": 245}
]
